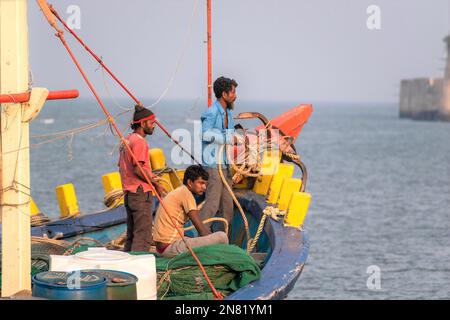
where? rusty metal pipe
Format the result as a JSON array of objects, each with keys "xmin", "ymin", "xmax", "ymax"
[{"xmin": 0, "ymin": 89, "xmax": 79, "ymax": 103}]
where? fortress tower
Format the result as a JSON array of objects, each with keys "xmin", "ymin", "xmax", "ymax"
[
  {"xmin": 399, "ymin": 33, "xmax": 450, "ymax": 121},
  {"xmin": 441, "ymin": 35, "xmax": 450, "ymax": 119}
]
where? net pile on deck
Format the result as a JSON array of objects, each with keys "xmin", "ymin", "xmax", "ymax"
[
  {"xmin": 69, "ymin": 243, "xmax": 261, "ymax": 300},
  {"xmin": 1, "ymin": 239, "xmax": 261, "ymax": 300}
]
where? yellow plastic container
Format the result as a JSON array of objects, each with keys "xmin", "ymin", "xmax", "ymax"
[
  {"xmin": 102, "ymin": 172, "xmax": 123, "ymax": 194},
  {"xmin": 277, "ymin": 178, "xmax": 302, "ymax": 211},
  {"xmin": 267, "ymin": 163, "xmax": 295, "ymax": 204},
  {"xmin": 170, "ymin": 169, "xmax": 185, "ymax": 189},
  {"xmin": 149, "ymin": 148, "xmax": 173, "ymax": 191},
  {"xmin": 55, "ymin": 183, "xmax": 79, "ymax": 218},
  {"xmin": 102, "ymin": 172, "xmax": 124, "ymax": 206},
  {"xmin": 30, "ymin": 198, "xmax": 40, "ymax": 216},
  {"xmin": 285, "ymin": 192, "xmax": 311, "ymax": 227},
  {"xmin": 253, "ymin": 151, "xmax": 281, "ymax": 196},
  {"xmin": 149, "ymin": 148, "xmax": 166, "ymax": 170}
]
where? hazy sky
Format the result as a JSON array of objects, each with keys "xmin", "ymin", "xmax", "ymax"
[{"xmin": 27, "ymin": 0, "xmax": 450, "ymax": 104}]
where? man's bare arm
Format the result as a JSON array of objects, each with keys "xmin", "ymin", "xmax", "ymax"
[{"xmin": 187, "ymin": 210, "xmax": 211, "ymax": 237}]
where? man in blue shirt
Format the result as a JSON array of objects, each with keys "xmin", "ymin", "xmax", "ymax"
[{"xmin": 200, "ymin": 76, "xmax": 238, "ymax": 236}]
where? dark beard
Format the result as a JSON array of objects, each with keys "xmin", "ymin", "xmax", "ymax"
[
  {"xmin": 144, "ymin": 127, "xmax": 154, "ymax": 135},
  {"xmin": 226, "ymin": 101, "xmax": 234, "ymax": 110}
]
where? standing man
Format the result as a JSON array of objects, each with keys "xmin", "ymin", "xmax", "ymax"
[
  {"xmin": 118, "ymin": 105, "xmax": 166, "ymax": 252},
  {"xmin": 200, "ymin": 76, "xmax": 238, "ymax": 235}
]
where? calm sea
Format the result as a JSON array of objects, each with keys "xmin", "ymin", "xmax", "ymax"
[{"xmin": 30, "ymin": 98, "xmax": 450, "ymax": 299}]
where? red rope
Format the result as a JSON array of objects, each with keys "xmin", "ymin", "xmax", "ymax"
[
  {"xmin": 207, "ymin": 0, "xmax": 213, "ymax": 107},
  {"xmin": 48, "ymin": 5, "xmax": 201, "ymax": 165},
  {"xmin": 37, "ymin": 7, "xmax": 222, "ymax": 297}
]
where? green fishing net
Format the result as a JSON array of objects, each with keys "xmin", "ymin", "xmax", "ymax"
[{"xmin": 1, "ymin": 243, "xmax": 261, "ymax": 300}]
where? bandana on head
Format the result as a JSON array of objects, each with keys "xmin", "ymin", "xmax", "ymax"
[{"xmin": 133, "ymin": 105, "xmax": 155, "ymax": 124}]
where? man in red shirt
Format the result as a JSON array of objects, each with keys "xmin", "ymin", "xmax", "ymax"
[{"xmin": 118, "ymin": 105, "xmax": 166, "ymax": 252}]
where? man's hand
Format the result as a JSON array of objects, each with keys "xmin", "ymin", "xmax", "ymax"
[
  {"xmin": 154, "ymin": 183, "xmax": 168, "ymax": 198},
  {"xmin": 188, "ymin": 210, "xmax": 211, "ymax": 237}
]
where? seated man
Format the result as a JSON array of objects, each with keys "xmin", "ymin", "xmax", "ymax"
[{"xmin": 153, "ymin": 165, "xmax": 229, "ymax": 258}]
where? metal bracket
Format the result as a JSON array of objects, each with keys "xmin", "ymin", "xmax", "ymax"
[{"xmin": 22, "ymin": 87, "xmax": 49, "ymax": 122}]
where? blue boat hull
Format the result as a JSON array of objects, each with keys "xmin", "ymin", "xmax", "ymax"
[{"xmin": 2, "ymin": 191, "xmax": 309, "ymax": 300}]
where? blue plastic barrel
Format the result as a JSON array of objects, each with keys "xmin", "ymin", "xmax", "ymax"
[
  {"xmin": 32, "ymin": 271, "xmax": 107, "ymax": 300},
  {"xmin": 82, "ymin": 270, "xmax": 138, "ymax": 300}
]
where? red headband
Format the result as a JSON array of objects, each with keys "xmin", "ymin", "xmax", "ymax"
[{"xmin": 132, "ymin": 114, "xmax": 155, "ymax": 124}]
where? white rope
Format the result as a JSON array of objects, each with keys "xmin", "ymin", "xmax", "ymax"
[{"xmin": 146, "ymin": 0, "xmax": 199, "ymax": 109}]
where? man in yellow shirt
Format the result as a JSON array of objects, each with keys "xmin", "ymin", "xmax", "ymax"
[{"xmin": 153, "ymin": 165, "xmax": 229, "ymax": 258}]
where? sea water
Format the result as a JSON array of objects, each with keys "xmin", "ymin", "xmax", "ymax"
[{"xmin": 29, "ymin": 98, "xmax": 450, "ymax": 299}]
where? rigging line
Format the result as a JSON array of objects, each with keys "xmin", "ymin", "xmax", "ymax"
[
  {"xmin": 31, "ymin": 121, "xmax": 107, "ymax": 139},
  {"xmin": 31, "ymin": 107, "xmax": 134, "ymax": 140},
  {"xmin": 146, "ymin": 0, "xmax": 199, "ymax": 109},
  {"xmin": 44, "ymin": 21, "xmax": 222, "ymax": 299},
  {"xmin": 109, "ymin": 121, "xmax": 131, "ymax": 156},
  {"xmin": 3, "ymin": 132, "xmax": 83, "ymax": 156},
  {"xmin": 1, "ymin": 101, "xmax": 20, "ymax": 134},
  {"xmin": 11, "ymin": 107, "xmax": 27, "ymax": 190},
  {"xmin": 4, "ymin": 111, "xmax": 130, "ymax": 156},
  {"xmin": 100, "ymin": 65, "xmax": 132, "ymax": 112},
  {"xmin": 12, "ymin": 180, "xmax": 31, "ymax": 191},
  {"xmin": 0, "ymin": 184, "xmax": 32, "ymax": 199},
  {"xmin": 0, "ymin": 107, "xmax": 33, "ymax": 207},
  {"xmin": 67, "ymin": 133, "xmax": 74, "ymax": 161},
  {"xmin": 48, "ymin": 3, "xmax": 201, "ymax": 165}
]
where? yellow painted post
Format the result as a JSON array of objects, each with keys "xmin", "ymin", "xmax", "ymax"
[
  {"xmin": 277, "ymin": 178, "xmax": 302, "ymax": 211},
  {"xmin": 285, "ymin": 192, "xmax": 311, "ymax": 227},
  {"xmin": 30, "ymin": 198, "xmax": 41, "ymax": 216},
  {"xmin": 149, "ymin": 148, "xmax": 173, "ymax": 191},
  {"xmin": 267, "ymin": 163, "xmax": 295, "ymax": 204},
  {"xmin": 55, "ymin": 184, "xmax": 80, "ymax": 218},
  {"xmin": 102, "ymin": 172, "xmax": 124, "ymax": 206},
  {"xmin": 253, "ymin": 151, "xmax": 281, "ymax": 196}
]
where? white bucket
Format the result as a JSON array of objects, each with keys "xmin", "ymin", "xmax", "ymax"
[{"xmin": 50, "ymin": 248, "xmax": 156, "ymax": 300}]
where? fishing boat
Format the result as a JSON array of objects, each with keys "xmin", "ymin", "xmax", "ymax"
[{"xmin": 0, "ymin": 0, "xmax": 312, "ymax": 300}]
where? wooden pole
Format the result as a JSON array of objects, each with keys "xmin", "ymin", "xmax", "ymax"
[{"xmin": 0, "ymin": 0, "xmax": 32, "ymax": 296}]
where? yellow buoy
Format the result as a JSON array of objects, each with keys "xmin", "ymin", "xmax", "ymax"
[
  {"xmin": 170, "ymin": 169, "xmax": 185, "ymax": 189},
  {"xmin": 285, "ymin": 192, "xmax": 311, "ymax": 228},
  {"xmin": 55, "ymin": 183, "xmax": 79, "ymax": 218},
  {"xmin": 102, "ymin": 172, "xmax": 122, "ymax": 193},
  {"xmin": 149, "ymin": 148, "xmax": 166, "ymax": 170},
  {"xmin": 30, "ymin": 198, "xmax": 40, "ymax": 216},
  {"xmin": 267, "ymin": 163, "xmax": 295, "ymax": 204},
  {"xmin": 277, "ymin": 178, "xmax": 302, "ymax": 211},
  {"xmin": 253, "ymin": 151, "xmax": 281, "ymax": 196},
  {"xmin": 102, "ymin": 172, "xmax": 124, "ymax": 206},
  {"xmin": 149, "ymin": 148, "xmax": 173, "ymax": 191}
]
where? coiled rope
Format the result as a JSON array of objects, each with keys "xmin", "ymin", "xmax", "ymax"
[
  {"xmin": 247, "ymin": 206, "xmax": 286, "ymax": 253},
  {"xmin": 217, "ymin": 145, "xmax": 252, "ymax": 251}
]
